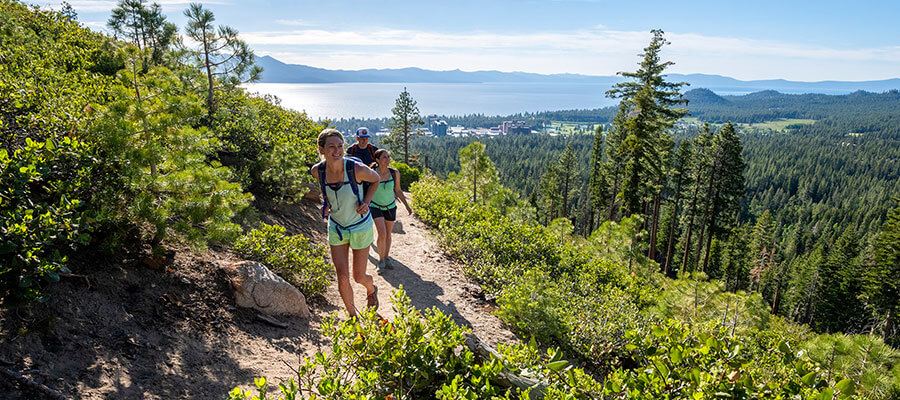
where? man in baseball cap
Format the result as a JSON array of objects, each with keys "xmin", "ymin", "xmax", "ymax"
[{"xmin": 347, "ymin": 127, "xmax": 378, "ymax": 166}]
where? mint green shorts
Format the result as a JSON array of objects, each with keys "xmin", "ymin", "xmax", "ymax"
[{"xmin": 328, "ymin": 226, "xmax": 374, "ymax": 249}]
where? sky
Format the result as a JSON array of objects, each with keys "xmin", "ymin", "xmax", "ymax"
[{"xmin": 37, "ymin": 0, "xmax": 900, "ymax": 81}]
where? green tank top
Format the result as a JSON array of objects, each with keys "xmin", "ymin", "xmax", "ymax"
[
  {"xmin": 323, "ymin": 164, "xmax": 372, "ymax": 233},
  {"xmin": 371, "ymin": 169, "xmax": 396, "ymax": 211}
]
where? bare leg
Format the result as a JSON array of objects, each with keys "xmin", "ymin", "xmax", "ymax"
[
  {"xmin": 352, "ymin": 246, "xmax": 376, "ymax": 296},
  {"xmin": 329, "ymin": 243, "xmax": 357, "ymax": 316},
  {"xmin": 383, "ymin": 220, "xmax": 395, "ymax": 262},
  {"xmin": 373, "ymin": 217, "xmax": 387, "ymax": 261}
]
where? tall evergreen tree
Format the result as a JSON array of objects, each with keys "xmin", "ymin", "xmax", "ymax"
[
  {"xmin": 604, "ymin": 29, "xmax": 688, "ymax": 263},
  {"xmin": 867, "ymin": 199, "xmax": 900, "ymax": 343},
  {"xmin": 587, "ymin": 125, "xmax": 608, "ymax": 233},
  {"xmin": 386, "ymin": 87, "xmax": 424, "ymax": 164},
  {"xmin": 557, "ymin": 142, "xmax": 580, "ymax": 222},
  {"xmin": 184, "ymin": 3, "xmax": 261, "ymax": 121},
  {"xmin": 662, "ymin": 140, "xmax": 692, "ymax": 274}
]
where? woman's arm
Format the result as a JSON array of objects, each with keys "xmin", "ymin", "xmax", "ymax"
[
  {"xmin": 355, "ymin": 162, "xmax": 380, "ymax": 214},
  {"xmin": 393, "ymin": 169, "xmax": 413, "ymax": 215}
]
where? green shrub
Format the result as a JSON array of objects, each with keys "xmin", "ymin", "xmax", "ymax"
[
  {"xmin": 228, "ymin": 288, "xmax": 606, "ymax": 400},
  {"xmin": 0, "ymin": 137, "xmax": 93, "ymax": 303},
  {"xmin": 390, "ymin": 161, "xmax": 420, "ymax": 191},
  {"xmin": 234, "ymin": 223, "xmax": 330, "ymax": 295}
]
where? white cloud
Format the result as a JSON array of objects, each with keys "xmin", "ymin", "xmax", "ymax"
[
  {"xmin": 247, "ymin": 27, "xmax": 900, "ymax": 81},
  {"xmin": 275, "ymin": 19, "xmax": 314, "ymax": 27}
]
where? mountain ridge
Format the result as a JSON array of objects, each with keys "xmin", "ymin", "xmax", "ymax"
[{"xmin": 256, "ymin": 55, "xmax": 900, "ymax": 94}]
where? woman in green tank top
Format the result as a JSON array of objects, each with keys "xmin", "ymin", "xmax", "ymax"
[
  {"xmin": 311, "ymin": 129, "xmax": 382, "ymax": 317},
  {"xmin": 369, "ymin": 149, "xmax": 413, "ymax": 272}
]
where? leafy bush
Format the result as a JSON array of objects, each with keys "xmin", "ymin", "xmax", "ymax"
[
  {"xmin": 390, "ymin": 161, "xmax": 420, "ymax": 191},
  {"xmin": 603, "ymin": 320, "xmax": 859, "ymax": 398},
  {"xmin": 0, "ymin": 138, "xmax": 93, "ymax": 303},
  {"xmin": 234, "ymin": 223, "xmax": 330, "ymax": 295},
  {"xmin": 228, "ymin": 288, "xmax": 607, "ymax": 400}
]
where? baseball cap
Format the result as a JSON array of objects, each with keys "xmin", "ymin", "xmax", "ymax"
[{"xmin": 355, "ymin": 127, "xmax": 371, "ymax": 138}]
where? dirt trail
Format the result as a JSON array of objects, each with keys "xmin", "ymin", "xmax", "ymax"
[{"xmin": 354, "ymin": 205, "xmax": 519, "ymax": 347}]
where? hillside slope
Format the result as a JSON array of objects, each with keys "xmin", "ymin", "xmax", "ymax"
[{"xmin": 0, "ymin": 197, "xmax": 516, "ymax": 399}]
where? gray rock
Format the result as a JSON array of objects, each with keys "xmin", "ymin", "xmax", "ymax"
[
  {"xmin": 224, "ymin": 261, "xmax": 311, "ymax": 318},
  {"xmin": 392, "ymin": 220, "xmax": 404, "ymax": 234}
]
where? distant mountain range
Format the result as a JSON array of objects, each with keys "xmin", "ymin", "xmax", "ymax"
[{"xmin": 256, "ymin": 55, "xmax": 900, "ymax": 94}]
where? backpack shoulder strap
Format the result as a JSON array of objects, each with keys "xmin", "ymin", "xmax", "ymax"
[
  {"xmin": 314, "ymin": 161, "xmax": 328, "ymax": 218},
  {"xmin": 344, "ymin": 157, "xmax": 362, "ymax": 204}
]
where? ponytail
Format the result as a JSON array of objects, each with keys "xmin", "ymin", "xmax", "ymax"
[{"xmin": 370, "ymin": 149, "xmax": 389, "ymax": 170}]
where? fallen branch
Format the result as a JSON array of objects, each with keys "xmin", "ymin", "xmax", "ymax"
[
  {"xmin": 0, "ymin": 366, "xmax": 67, "ymax": 400},
  {"xmin": 464, "ymin": 333, "xmax": 548, "ymax": 399}
]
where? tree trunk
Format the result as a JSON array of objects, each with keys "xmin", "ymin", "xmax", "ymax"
[
  {"xmin": 472, "ymin": 159, "xmax": 477, "ymax": 203},
  {"xmin": 202, "ymin": 26, "xmax": 214, "ymax": 121},
  {"xmin": 607, "ymin": 165, "xmax": 620, "ymax": 221},
  {"xmin": 648, "ymin": 192, "xmax": 661, "ymax": 261},
  {"xmin": 680, "ymin": 166, "xmax": 705, "ymax": 273},
  {"xmin": 694, "ymin": 167, "xmax": 716, "ymax": 273},
  {"xmin": 664, "ymin": 178, "xmax": 683, "ymax": 275},
  {"xmin": 701, "ymin": 186, "xmax": 721, "ymax": 273},
  {"xmin": 561, "ymin": 173, "xmax": 569, "ymax": 220}
]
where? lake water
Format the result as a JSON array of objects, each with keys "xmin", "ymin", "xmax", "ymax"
[
  {"xmin": 243, "ymin": 82, "xmax": 858, "ymax": 120},
  {"xmin": 244, "ymin": 82, "xmax": 621, "ymax": 120}
]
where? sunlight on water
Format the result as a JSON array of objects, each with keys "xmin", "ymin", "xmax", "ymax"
[{"xmin": 243, "ymin": 82, "xmax": 620, "ymax": 120}]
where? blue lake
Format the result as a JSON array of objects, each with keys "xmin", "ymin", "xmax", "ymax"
[{"xmin": 243, "ymin": 82, "xmax": 859, "ymax": 120}]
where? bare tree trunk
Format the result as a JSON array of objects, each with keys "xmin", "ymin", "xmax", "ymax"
[
  {"xmin": 607, "ymin": 165, "xmax": 620, "ymax": 221},
  {"xmin": 664, "ymin": 178, "xmax": 683, "ymax": 275},
  {"xmin": 680, "ymin": 168, "xmax": 704, "ymax": 273},
  {"xmin": 701, "ymin": 188, "xmax": 720, "ymax": 273},
  {"xmin": 694, "ymin": 169, "xmax": 716, "ymax": 273},
  {"xmin": 202, "ymin": 26, "xmax": 215, "ymax": 121},
  {"xmin": 648, "ymin": 192, "xmax": 661, "ymax": 261}
]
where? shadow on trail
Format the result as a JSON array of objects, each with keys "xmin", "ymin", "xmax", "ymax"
[{"xmin": 371, "ymin": 256, "xmax": 475, "ymax": 330}]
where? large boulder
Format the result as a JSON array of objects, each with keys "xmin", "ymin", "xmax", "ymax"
[{"xmin": 223, "ymin": 261, "xmax": 311, "ymax": 318}]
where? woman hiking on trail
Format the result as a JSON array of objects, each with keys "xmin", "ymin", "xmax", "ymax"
[
  {"xmin": 311, "ymin": 128, "xmax": 381, "ymax": 316},
  {"xmin": 369, "ymin": 149, "xmax": 413, "ymax": 272}
]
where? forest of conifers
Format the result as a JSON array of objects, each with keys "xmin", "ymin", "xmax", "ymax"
[
  {"xmin": 409, "ymin": 84, "xmax": 900, "ymax": 346},
  {"xmin": 2, "ymin": 1, "xmax": 899, "ymax": 398}
]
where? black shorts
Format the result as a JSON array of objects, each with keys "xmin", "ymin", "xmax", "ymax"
[{"xmin": 371, "ymin": 206, "xmax": 397, "ymax": 222}]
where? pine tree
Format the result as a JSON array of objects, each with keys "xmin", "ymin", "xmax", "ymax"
[
  {"xmin": 108, "ymin": 0, "xmax": 177, "ymax": 67},
  {"xmin": 604, "ymin": 29, "xmax": 688, "ymax": 262},
  {"xmin": 184, "ymin": 3, "xmax": 261, "ymax": 121},
  {"xmin": 697, "ymin": 122, "xmax": 745, "ymax": 273},
  {"xmin": 587, "ymin": 125, "xmax": 608, "ymax": 233},
  {"xmin": 681, "ymin": 124, "xmax": 713, "ymax": 273},
  {"xmin": 662, "ymin": 140, "xmax": 692, "ymax": 274},
  {"xmin": 386, "ymin": 87, "xmax": 424, "ymax": 164},
  {"xmin": 448, "ymin": 142, "xmax": 500, "ymax": 205},
  {"xmin": 557, "ymin": 142, "xmax": 579, "ymax": 222},
  {"xmin": 867, "ymin": 200, "xmax": 900, "ymax": 343}
]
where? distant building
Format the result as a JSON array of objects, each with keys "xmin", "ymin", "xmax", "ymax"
[
  {"xmin": 501, "ymin": 120, "xmax": 531, "ymax": 135},
  {"xmin": 432, "ymin": 120, "xmax": 448, "ymax": 137},
  {"xmin": 426, "ymin": 115, "xmax": 449, "ymax": 137}
]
